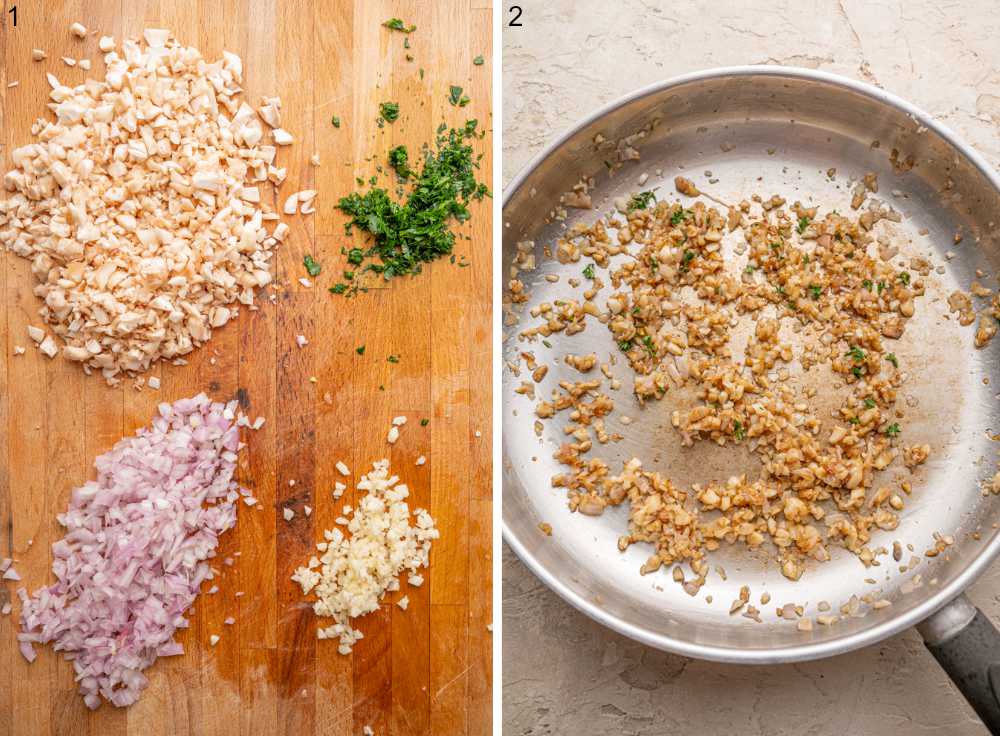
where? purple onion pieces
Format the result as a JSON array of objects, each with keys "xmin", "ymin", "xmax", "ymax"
[{"xmin": 18, "ymin": 394, "xmax": 245, "ymax": 709}]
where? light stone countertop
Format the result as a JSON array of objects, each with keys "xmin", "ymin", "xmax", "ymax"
[{"xmin": 502, "ymin": 1, "xmax": 1000, "ymax": 733}]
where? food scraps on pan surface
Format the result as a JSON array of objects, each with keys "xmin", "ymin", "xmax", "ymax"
[
  {"xmin": 17, "ymin": 394, "xmax": 255, "ymax": 709},
  {"xmin": 509, "ymin": 174, "xmax": 974, "ymax": 597}
]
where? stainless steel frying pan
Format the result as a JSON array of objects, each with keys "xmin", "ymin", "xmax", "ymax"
[{"xmin": 502, "ymin": 67, "xmax": 1000, "ymax": 728}]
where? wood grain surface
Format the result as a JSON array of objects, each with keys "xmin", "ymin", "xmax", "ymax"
[{"xmin": 0, "ymin": 1, "xmax": 493, "ymax": 734}]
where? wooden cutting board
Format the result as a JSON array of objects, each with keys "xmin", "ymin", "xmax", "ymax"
[{"xmin": 0, "ymin": 1, "xmax": 493, "ymax": 734}]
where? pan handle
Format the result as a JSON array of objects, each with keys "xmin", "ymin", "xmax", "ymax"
[{"xmin": 918, "ymin": 594, "xmax": 1000, "ymax": 733}]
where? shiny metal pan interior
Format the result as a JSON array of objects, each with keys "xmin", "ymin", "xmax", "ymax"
[{"xmin": 502, "ymin": 67, "xmax": 1000, "ymax": 663}]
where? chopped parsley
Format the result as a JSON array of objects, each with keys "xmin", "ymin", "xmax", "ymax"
[
  {"xmin": 448, "ymin": 85, "xmax": 470, "ymax": 107},
  {"xmin": 846, "ymin": 346, "xmax": 866, "ymax": 362},
  {"xmin": 898, "ymin": 271, "xmax": 911, "ymax": 286},
  {"xmin": 862, "ymin": 279, "xmax": 873, "ymax": 291},
  {"xmin": 388, "ymin": 145, "xmax": 411, "ymax": 178},
  {"xmin": 877, "ymin": 281, "xmax": 886, "ymax": 294},
  {"xmin": 733, "ymin": 421, "xmax": 745, "ymax": 441},
  {"xmin": 852, "ymin": 365, "xmax": 863, "ymax": 379},
  {"xmin": 356, "ymin": 345, "xmax": 365, "ymax": 355},
  {"xmin": 618, "ymin": 340, "xmax": 633, "ymax": 352},
  {"xmin": 379, "ymin": 102, "xmax": 400, "ymax": 123},
  {"xmin": 335, "ymin": 121, "xmax": 489, "ymax": 293},
  {"xmin": 627, "ymin": 190, "xmax": 657, "ymax": 212},
  {"xmin": 797, "ymin": 215, "xmax": 810, "ymax": 234},
  {"xmin": 582, "ymin": 263, "xmax": 596, "ymax": 280},
  {"xmin": 420, "ymin": 418, "xmax": 430, "ymax": 426},
  {"xmin": 884, "ymin": 423, "xmax": 901, "ymax": 437},
  {"xmin": 387, "ymin": 354, "xmax": 400, "ymax": 364},
  {"xmin": 331, "ymin": 115, "xmax": 341, "ymax": 128},
  {"xmin": 641, "ymin": 335, "xmax": 656, "ymax": 357},
  {"xmin": 680, "ymin": 249, "xmax": 696, "ymax": 272},
  {"xmin": 849, "ymin": 416, "xmax": 861, "ymax": 425},
  {"xmin": 329, "ymin": 283, "xmax": 348, "ymax": 294},
  {"xmin": 863, "ymin": 398, "xmax": 876, "ymax": 409},
  {"xmin": 303, "ymin": 255, "xmax": 322, "ymax": 277},
  {"xmin": 808, "ymin": 284, "xmax": 823, "ymax": 300},
  {"xmin": 886, "ymin": 352, "xmax": 898, "ymax": 368},
  {"xmin": 669, "ymin": 207, "xmax": 689, "ymax": 225},
  {"xmin": 744, "ymin": 263, "xmax": 757, "ymax": 274},
  {"xmin": 383, "ymin": 18, "xmax": 416, "ymax": 33},
  {"xmin": 473, "ymin": 55, "xmax": 484, "ymax": 65}
]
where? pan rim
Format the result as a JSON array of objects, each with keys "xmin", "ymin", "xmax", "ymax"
[{"xmin": 501, "ymin": 64, "xmax": 1000, "ymax": 664}]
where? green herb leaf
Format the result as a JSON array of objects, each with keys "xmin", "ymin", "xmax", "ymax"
[
  {"xmin": 680, "ymin": 249, "xmax": 696, "ymax": 272},
  {"xmin": 885, "ymin": 352, "xmax": 898, "ymax": 368},
  {"xmin": 473, "ymin": 55, "xmax": 484, "ymax": 65},
  {"xmin": 862, "ymin": 279, "xmax": 873, "ymax": 291},
  {"xmin": 808, "ymin": 284, "xmax": 822, "ymax": 300},
  {"xmin": 745, "ymin": 263, "xmax": 757, "ymax": 274},
  {"xmin": 383, "ymin": 18, "xmax": 416, "ymax": 33},
  {"xmin": 420, "ymin": 418, "xmax": 430, "ymax": 426},
  {"xmin": 582, "ymin": 263, "xmax": 596, "ymax": 280},
  {"xmin": 641, "ymin": 335, "xmax": 656, "ymax": 357},
  {"xmin": 852, "ymin": 365, "xmax": 863, "ymax": 378},
  {"xmin": 863, "ymin": 398, "xmax": 876, "ymax": 409},
  {"xmin": 388, "ymin": 145, "xmax": 411, "ymax": 178},
  {"xmin": 329, "ymin": 283, "xmax": 348, "ymax": 295},
  {"xmin": 797, "ymin": 215, "xmax": 810, "ymax": 234},
  {"xmin": 379, "ymin": 102, "xmax": 400, "ymax": 123},
  {"xmin": 303, "ymin": 255, "xmax": 322, "ymax": 277},
  {"xmin": 898, "ymin": 271, "xmax": 911, "ymax": 286},
  {"xmin": 356, "ymin": 345, "xmax": 365, "ymax": 355},
  {"xmin": 846, "ymin": 346, "xmax": 866, "ymax": 362},
  {"xmin": 387, "ymin": 354, "xmax": 400, "ymax": 364},
  {"xmin": 628, "ymin": 190, "xmax": 658, "ymax": 212},
  {"xmin": 885, "ymin": 422, "xmax": 901, "ymax": 437},
  {"xmin": 733, "ymin": 421, "xmax": 745, "ymax": 441},
  {"xmin": 331, "ymin": 115, "xmax": 341, "ymax": 128},
  {"xmin": 336, "ymin": 122, "xmax": 489, "ymax": 293},
  {"xmin": 448, "ymin": 85, "xmax": 464, "ymax": 106},
  {"xmin": 618, "ymin": 340, "xmax": 632, "ymax": 352},
  {"xmin": 669, "ymin": 207, "xmax": 691, "ymax": 224}
]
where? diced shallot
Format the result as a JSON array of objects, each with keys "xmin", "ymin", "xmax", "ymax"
[{"xmin": 18, "ymin": 394, "xmax": 246, "ymax": 710}]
